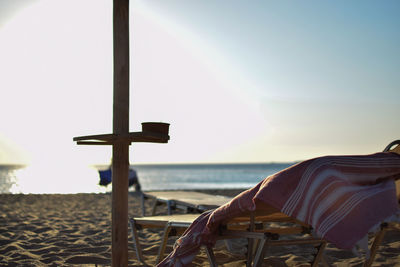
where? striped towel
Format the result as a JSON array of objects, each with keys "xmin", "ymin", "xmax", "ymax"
[{"xmin": 158, "ymin": 152, "xmax": 400, "ymax": 267}]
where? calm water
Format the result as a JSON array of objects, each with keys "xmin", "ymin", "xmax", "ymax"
[{"xmin": 0, "ymin": 163, "xmax": 295, "ymax": 194}]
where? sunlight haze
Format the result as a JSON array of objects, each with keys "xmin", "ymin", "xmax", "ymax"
[{"xmin": 1, "ymin": 0, "xmax": 399, "ymax": 167}]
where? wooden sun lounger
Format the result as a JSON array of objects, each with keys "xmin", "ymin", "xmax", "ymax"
[
  {"xmin": 131, "ymin": 140, "xmax": 399, "ymax": 266},
  {"xmin": 212, "ymin": 140, "xmax": 399, "ymax": 267},
  {"xmin": 129, "ymin": 209, "xmax": 327, "ymax": 266},
  {"xmin": 140, "ymin": 191, "xmax": 233, "ymax": 216}
]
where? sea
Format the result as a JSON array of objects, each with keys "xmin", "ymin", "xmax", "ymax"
[{"xmin": 0, "ymin": 163, "xmax": 295, "ymax": 194}]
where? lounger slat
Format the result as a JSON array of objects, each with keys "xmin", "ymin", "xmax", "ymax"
[{"xmin": 142, "ymin": 191, "xmax": 233, "ymax": 215}]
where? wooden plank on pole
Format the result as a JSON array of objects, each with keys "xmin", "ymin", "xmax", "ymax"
[
  {"xmin": 73, "ymin": 131, "xmax": 170, "ymax": 143},
  {"xmin": 112, "ymin": 0, "xmax": 129, "ymax": 266}
]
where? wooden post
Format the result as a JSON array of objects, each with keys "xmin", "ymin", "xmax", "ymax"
[
  {"xmin": 112, "ymin": 0, "xmax": 129, "ymax": 266},
  {"xmin": 74, "ymin": 1, "xmax": 169, "ymax": 265}
]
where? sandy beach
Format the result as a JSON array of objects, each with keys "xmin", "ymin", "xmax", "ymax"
[{"xmin": 1, "ymin": 190, "xmax": 399, "ymax": 266}]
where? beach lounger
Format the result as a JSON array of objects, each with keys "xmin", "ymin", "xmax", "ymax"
[
  {"xmin": 158, "ymin": 149, "xmax": 400, "ymax": 267},
  {"xmin": 140, "ymin": 191, "xmax": 232, "ymax": 216},
  {"xmin": 129, "ymin": 209, "xmax": 326, "ymax": 266},
  {"xmin": 133, "ymin": 192, "xmax": 321, "ymax": 266},
  {"xmin": 363, "ymin": 140, "xmax": 400, "ymax": 267},
  {"xmin": 134, "ymin": 191, "xmax": 327, "ymax": 266},
  {"xmin": 212, "ymin": 141, "xmax": 400, "ymax": 267}
]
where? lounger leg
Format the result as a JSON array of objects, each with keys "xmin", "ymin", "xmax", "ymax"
[
  {"xmin": 364, "ymin": 225, "xmax": 388, "ymax": 267},
  {"xmin": 156, "ymin": 223, "xmax": 173, "ymax": 264},
  {"xmin": 320, "ymin": 255, "xmax": 331, "ymax": 267},
  {"xmin": 129, "ymin": 218, "xmax": 148, "ymax": 265},
  {"xmin": 205, "ymin": 245, "xmax": 218, "ymax": 267},
  {"xmin": 151, "ymin": 200, "xmax": 159, "ymax": 215},
  {"xmin": 252, "ymin": 238, "xmax": 268, "ymax": 267},
  {"xmin": 167, "ymin": 200, "xmax": 172, "ymax": 215},
  {"xmin": 311, "ymin": 241, "xmax": 327, "ymax": 267},
  {"xmin": 246, "ymin": 238, "xmax": 254, "ymax": 267},
  {"xmin": 140, "ymin": 192, "xmax": 145, "ymax": 216},
  {"xmin": 246, "ymin": 212, "xmax": 256, "ymax": 267},
  {"xmin": 253, "ymin": 232, "xmax": 280, "ymax": 267}
]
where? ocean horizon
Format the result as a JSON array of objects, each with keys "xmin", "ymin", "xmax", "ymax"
[{"xmin": 0, "ymin": 162, "xmax": 296, "ymax": 194}]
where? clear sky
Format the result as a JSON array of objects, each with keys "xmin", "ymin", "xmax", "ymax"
[{"xmin": 1, "ymin": 0, "xmax": 399, "ymax": 167}]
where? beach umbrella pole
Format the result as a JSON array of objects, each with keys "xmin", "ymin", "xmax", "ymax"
[
  {"xmin": 73, "ymin": 1, "xmax": 169, "ymax": 266},
  {"xmin": 112, "ymin": 0, "xmax": 130, "ymax": 266}
]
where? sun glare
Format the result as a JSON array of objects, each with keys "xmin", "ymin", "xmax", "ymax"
[
  {"xmin": 0, "ymin": 0, "xmax": 113, "ymax": 167},
  {"xmin": 12, "ymin": 163, "xmax": 104, "ymax": 194}
]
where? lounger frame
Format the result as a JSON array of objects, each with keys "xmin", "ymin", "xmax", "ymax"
[
  {"xmin": 129, "ymin": 211, "xmax": 327, "ymax": 266},
  {"xmin": 129, "ymin": 140, "xmax": 399, "ymax": 266}
]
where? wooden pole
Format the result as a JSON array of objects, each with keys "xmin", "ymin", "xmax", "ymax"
[
  {"xmin": 112, "ymin": 0, "xmax": 129, "ymax": 266},
  {"xmin": 73, "ymin": 1, "xmax": 168, "ymax": 265}
]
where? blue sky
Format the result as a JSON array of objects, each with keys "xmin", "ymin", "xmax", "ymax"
[{"xmin": 0, "ymin": 0, "xmax": 399, "ymax": 167}]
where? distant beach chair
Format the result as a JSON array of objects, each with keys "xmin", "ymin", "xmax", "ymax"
[
  {"xmin": 363, "ymin": 140, "xmax": 400, "ymax": 267},
  {"xmin": 98, "ymin": 167, "xmax": 141, "ymax": 191},
  {"xmin": 140, "ymin": 190, "xmax": 232, "ymax": 216}
]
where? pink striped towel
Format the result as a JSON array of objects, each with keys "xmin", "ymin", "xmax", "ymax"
[{"xmin": 158, "ymin": 152, "xmax": 400, "ymax": 266}]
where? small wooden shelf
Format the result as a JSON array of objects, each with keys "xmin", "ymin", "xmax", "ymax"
[{"xmin": 73, "ymin": 131, "xmax": 170, "ymax": 145}]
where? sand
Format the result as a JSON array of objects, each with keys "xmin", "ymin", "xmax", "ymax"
[{"xmin": 0, "ymin": 190, "xmax": 399, "ymax": 266}]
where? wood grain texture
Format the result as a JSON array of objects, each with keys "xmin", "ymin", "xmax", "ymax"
[{"xmin": 112, "ymin": 0, "xmax": 130, "ymax": 266}]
